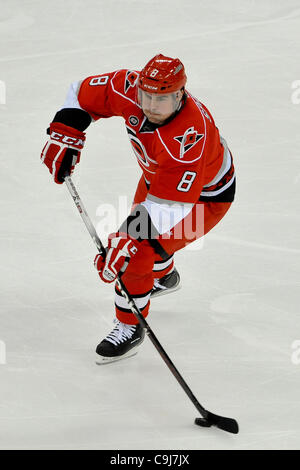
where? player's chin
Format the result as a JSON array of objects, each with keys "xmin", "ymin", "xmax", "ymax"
[{"xmin": 146, "ymin": 113, "xmax": 165, "ymax": 124}]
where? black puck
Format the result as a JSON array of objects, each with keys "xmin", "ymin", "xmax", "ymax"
[{"xmin": 194, "ymin": 418, "xmax": 212, "ymax": 427}]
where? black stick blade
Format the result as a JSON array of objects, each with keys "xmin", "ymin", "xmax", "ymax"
[{"xmin": 195, "ymin": 412, "xmax": 239, "ymax": 434}]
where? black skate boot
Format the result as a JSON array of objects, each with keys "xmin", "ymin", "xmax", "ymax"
[
  {"xmin": 96, "ymin": 319, "xmax": 145, "ymax": 364},
  {"xmin": 151, "ymin": 267, "xmax": 181, "ymax": 298}
]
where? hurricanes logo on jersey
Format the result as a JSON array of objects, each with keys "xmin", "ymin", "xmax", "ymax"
[
  {"xmin": 125, "ymin": 71, "xmax": 139, "ymax": 94},
  {"xmin": 126, "ymin": 128, "xmax": 157, "ymax": 175},
  {"xmin": 130, "ymin": 138, "xmax": 149, "ymax": 167},
  {"xmin": 174, "ymin": 127, "xmax": 204, "ymax": 159}
]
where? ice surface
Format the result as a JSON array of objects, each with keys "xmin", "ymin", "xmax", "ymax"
[{"xmin": 0, "ymin": 0, "xmax": 300, "ymax": 450}]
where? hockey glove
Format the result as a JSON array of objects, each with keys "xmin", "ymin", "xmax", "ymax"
[
  {"xmin": 41, "ymin": 122, "xmax": 85, "ymax": 184},
  {"xmin": 94, "ymin": 232, "xmax": 138, "ymax": 283}
]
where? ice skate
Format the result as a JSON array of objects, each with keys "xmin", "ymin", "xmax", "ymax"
[
  {"xmin": 96, "ymin": 319, "xmax": 145, "ymax": 364},
  {"xmin": 151, "ymin": 267, "xmax": 181, "ymax": 298}
]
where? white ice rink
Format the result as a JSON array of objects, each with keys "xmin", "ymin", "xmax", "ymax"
[{"xmin": 1, "ymin": 0, "xmax": 300, "ymax": 450}]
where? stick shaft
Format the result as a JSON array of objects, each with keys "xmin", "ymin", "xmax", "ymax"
[
  {"xmin": 65, "ymin": 176, "xmax": 104, "ymax": 254},
  {"xmin": 116, "ymin": 278, "xmax": 207, "ymax": 418}
]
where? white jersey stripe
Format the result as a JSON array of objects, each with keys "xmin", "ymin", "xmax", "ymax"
[
  {"xmin": 141, "ymin": 197, "xmax": 193, "ymax": 235},
  {"xmin": 60, "ymin": 81, "xmax": 83, "ymax": 110},
  {"xmin": 115, "ymin": 291, "xmax": 150, "ymax": 310},
  {"xmin": 153, "ymin": 256, "xmax": 174, "ymax": 272}
]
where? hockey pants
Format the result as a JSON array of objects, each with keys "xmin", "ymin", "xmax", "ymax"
[{"xmin": 115, "ymin": 177, "xmax": 232, "ymax": 325}]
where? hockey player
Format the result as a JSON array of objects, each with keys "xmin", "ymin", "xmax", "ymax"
[{"xmin": 41, "ymin": 54, "xmax": 236, "ymax": 363}]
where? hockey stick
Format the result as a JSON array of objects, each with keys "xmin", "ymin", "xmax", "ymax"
[{"xmin": 64, "ymin": 175, "xmax": 239, "ymax": 435}]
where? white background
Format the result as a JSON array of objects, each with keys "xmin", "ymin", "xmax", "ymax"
[{"xmin": 0, "ymin": 0, "xmax": 300, "ymax": 450}]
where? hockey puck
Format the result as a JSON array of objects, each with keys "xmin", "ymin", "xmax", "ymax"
[{"xmin": 194, "ymin": 418, "xmax": 212, "ymax": 427}]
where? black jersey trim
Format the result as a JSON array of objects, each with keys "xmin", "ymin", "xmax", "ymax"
[{"xmin": 199, "ymin": 177, "xmax": 236, "ymax": 202}]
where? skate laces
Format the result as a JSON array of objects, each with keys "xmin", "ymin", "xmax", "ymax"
[
  {"xmin": 153, "ymin": 267, "xmax": 175, "ymax": 290},
  {"xmin": 153, "ymin": 278, "xmax": 167, "ymax": 290},
  {"xmin": 105, "ymin": 319, "xmax": 137, "ymax": 346}
]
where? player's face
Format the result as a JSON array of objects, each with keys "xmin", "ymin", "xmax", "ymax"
[{"xmin": 138, "ymin": 89, "xmax": 183, "ymax": 124}]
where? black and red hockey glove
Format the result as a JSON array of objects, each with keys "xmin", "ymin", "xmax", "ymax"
[{"xmin": 41, "ymin": 122, "xmax": 85, "ymax": 184}]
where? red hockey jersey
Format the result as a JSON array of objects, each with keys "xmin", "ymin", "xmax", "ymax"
[{"xmin": 73, "ymin": 69, "xmax": 235, "ymax": 204}]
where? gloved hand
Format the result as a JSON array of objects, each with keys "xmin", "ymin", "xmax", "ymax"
[
  {"xmin": 41, "ymin": 122, "xmax": 85, "ymax": 184},
  {"xmin": 94, "ymin": 232, "xmax": 138, "ymax": 283}
]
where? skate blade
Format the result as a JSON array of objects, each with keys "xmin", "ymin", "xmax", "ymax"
[
  {"xmin": 95, "ymin": 349, "xmax": 139, "ymax": 365},
  {"xmin": 151, "ymin": 284, "xmax": 181, "ymax": 299}
]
